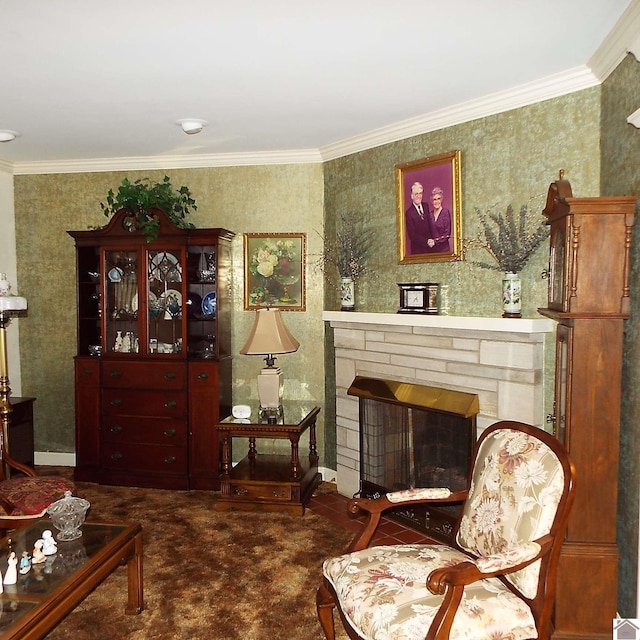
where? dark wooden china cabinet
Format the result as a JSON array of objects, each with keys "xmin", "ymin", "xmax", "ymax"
[
  {"xmin": 68, "ymin": 208, "xmax": 234, "ymax": 490},
  {"xmin": 538, "ymin": 173, "xmax": 636, "ymax": 639}
]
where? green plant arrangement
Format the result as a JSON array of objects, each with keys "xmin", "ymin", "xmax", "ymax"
[
  {"xmin": 464, "ymin": 199, "xmax": 549, "ymax": 273},
  {"xmin": 319, "ymin": 211, "xmax": 373, "ymax": 282},
  {"xmin": 100, "ymin": 175, "xmax": 196, "ymax": 241}
]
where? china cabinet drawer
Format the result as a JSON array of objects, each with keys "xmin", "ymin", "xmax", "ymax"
[
  {"xmin": 188, "ymin": 361, "xmax": 219, "ymax": 390},
  {"xmin": 102, "ymin": 416, "xmax": 187, "ymax": 446},
  {"xmin": 102, "ymin": 389, "xmax": 186, "ymax": 418},
  {"xmin": 76, "ymin": 357, "xmax": 101, "ymax": 387},
  {"xmin": 102, "ymin": 360, "xmax": 185, "ymax": 390},
  {"xmin": 101, "ymin": 442, "xmax": 187, "ymax": 474}
]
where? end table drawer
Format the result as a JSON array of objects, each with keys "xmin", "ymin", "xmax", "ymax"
[{"xmin": 228, "ymin": 482, "xmax": 292, "ymax": 502}]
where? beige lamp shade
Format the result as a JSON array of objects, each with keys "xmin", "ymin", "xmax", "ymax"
[{"xmin": 240, "ymin": 308, "xmax": 299, "ymax": 360}]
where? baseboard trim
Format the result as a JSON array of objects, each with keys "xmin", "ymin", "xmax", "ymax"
[
  {"xmin": 34, "ymin": 451, "xmax": 76, "ymax": 467},
  {"xmin": 34, "ymin": 455, "xmax": 338, "ymax": 480}
]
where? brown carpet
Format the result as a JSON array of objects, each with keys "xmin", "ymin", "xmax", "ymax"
[{"xmin": 36, "ymin": 473, "xmax": 353, "ymax": 640}]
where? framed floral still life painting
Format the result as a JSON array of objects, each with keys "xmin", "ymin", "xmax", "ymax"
[
  {"xmin": 396, "ymin": 150, "xmax": 462, "ymax": 264},
  {"xmin": 244, "ymin": 233, "xmax": 306, "ymax": 311}
]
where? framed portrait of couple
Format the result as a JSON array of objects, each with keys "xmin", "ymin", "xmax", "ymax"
[{"xmin": 396, "ymin": 150, "xmax": 462, "ymax": 264}]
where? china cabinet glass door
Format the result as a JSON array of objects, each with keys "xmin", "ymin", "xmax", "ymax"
[
  {"xmin": 186, "ymin": 245, "xmax": 218, "ymax": 359},
  {"xmin": 146, "ymin": 249, "xmax": 184, "ymax": 355},
  {"xmin": 103, "ymin": 249, "xmax": 139, "ymax": 355}
]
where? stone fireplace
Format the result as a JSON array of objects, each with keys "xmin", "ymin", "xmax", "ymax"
[{"xmin": 323, "ymin": 311, "xmax": 554, "ymax": 499}]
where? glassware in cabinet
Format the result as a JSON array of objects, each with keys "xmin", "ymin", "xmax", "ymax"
[
  {"xmin": 146, "ymin": 249, "xmax": 184, "ymax": 355},
  {"xmin": 186, "ymin": 246, "xmax": 218, "ymax": 359},
  {"xmin": 103, "ymin": 250, "xmax": 139, "ymax": 355}
]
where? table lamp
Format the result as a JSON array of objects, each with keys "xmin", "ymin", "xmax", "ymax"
[
  {"xmin": 0, "ymin": 274, "xmax": 28, "ymax": 455},
  {"xmin": 240, "ymin": 308, "xmax": 299, "ymax": 410}
]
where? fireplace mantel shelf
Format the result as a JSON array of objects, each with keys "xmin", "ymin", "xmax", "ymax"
[{"xmin": 323, "ymin": 311, "xmax": 554, "ymax": 334}]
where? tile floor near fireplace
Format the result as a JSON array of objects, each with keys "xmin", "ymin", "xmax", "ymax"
[{"xmin": 307, "ymin": 491, "xmax": 435, "ymax": 545}]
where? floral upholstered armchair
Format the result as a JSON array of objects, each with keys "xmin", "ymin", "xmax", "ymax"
[{"xmin": 317, "ymin": 420, "xmax": 576, "ymax": 640}]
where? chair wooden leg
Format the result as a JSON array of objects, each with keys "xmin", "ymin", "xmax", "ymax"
[{"xmin": 316, "ymin": 582, "xmax": 337, "ymax": 640}]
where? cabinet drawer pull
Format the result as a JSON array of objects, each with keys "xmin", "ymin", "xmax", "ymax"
[
  {"xmin": 110, "ymin": 452, "xmax": 123, "ymax": 461},
  {"xmin": 164, "ymin": 428, "xmax": 176, "ymax": 437},
  {"xmin": 164, "ymin": 455, "xmax": 176, "ymax": 464},
  {"xmin": 164, "ymin": 400, "xmax": 177, "ymax": 409},
  {"xmin": 82, "ymin": 368, "xmax": 93, "ymax": 376},
  {"xmin": 164, "ymin": 371, "xmax": 177, "ymax": 380},
  {"xmin": 198, "ymin": 372, "xmax": 209, "ymax": 380},
  {"xmin": 109, "ymin": 370, "xmax": 123, "ymax": 378},
  {"xmin": 110, "ymin": 398, "xmax": 122, "ymax": 407},
  {"xmin": 110, "ymin": 424, "xmax": 123, "ymax": 433}
]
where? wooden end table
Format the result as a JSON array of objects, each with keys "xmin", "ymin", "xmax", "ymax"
[
  {"xmin": 7, "ymin": 396, "xmax": 35, "ymax": 468},
  {"xmin": 0, "ymin": 519, "xmax": 143, "ymax": 639},
  {"xmin": 216, "ymin": 405, "xmax": 321, "ymax": 515}
]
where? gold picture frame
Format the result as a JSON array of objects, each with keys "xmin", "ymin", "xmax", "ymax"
[
  {"xmin": 243, "ymin": 233, "xmax": 306, "ymax": 311},
  {"xmin": 396, "ymin": 150, "xmax": 462, "ymax": 263}
]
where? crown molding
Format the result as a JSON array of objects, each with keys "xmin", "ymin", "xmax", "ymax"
[
  {"xmin": 319, "ymin": 66, "xmax": 599, "ymax": 161},
  {"xmin": 630, "ymin": 31, "xmax": 640, "ymax": 61},
  {"xmin": 628, "ymin": 107, "xmax": 640, "ymax": 127},
  {"xmin": 0, "ymin": 159, "xmax": 13, "ymax": 175},
  {"xmin": 11, "ymin": 148, "xmax": 323, "ymax": 176},
  {"xmin": 588, "ymin": 0, "xmax": 640, "ymax": 78},
  {"xmin": 11, "ymin": 66, "xmax": 598, "ymax": 175}
]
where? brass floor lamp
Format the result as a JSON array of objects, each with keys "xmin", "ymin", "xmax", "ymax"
[{"xmin": 0, "ymin": 274, "xmax": 28, "ymax": 460}]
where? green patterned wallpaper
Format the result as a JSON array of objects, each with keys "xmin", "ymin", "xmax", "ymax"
[
  {"xmin": 13, "ymin": 165, "xmax": 326, "ymax": 455},
  {"xmin": 601, "ymin": 53, "xmax": 640, "ymax": 617},
  {"xmin": 323, "ymin": 89, "xmax": 601, "ymax": 317},
  {"xmin": 13, "ymin": 88, "xmax": 602, "ymax": 458}
]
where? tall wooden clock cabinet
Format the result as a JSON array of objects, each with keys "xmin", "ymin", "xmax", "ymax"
[
  {"xmin": 538, "ymin": 173, "xmax": 636, "ymax": 639},
  {"xmin": 68, "ymin": 208, "xmax": 234, "ymax": 491}
]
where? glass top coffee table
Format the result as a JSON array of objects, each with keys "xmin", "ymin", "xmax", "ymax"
[{"xmin": 0, "ymin": 519, "xmax": 143, "ymax": 639}]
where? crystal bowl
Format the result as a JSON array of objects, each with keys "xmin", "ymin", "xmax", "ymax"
[
  {"xmin": 46, "ymin": 491, "xmax": 91, "ymax": 541},
  {"xmin": 88, "ymin": 344, "xmax": 102, "ymax": 357}
]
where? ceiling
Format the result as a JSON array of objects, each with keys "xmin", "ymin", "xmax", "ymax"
[{"xmin": 0, "ymin": 0, "xmax": 636, "ymax": 172}]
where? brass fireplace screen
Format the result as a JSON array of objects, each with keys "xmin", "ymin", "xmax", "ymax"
[{"xmin": 347, "ymin": 376, "xmax": 479, "ymax": 541}]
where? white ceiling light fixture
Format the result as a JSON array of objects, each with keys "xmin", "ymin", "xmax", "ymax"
[
  {"xmin": 0, "ymin": 130, "xmax": 19, "ymax": 142},
  {"xmin": 176, "ymin": 119, "xmax": 208, "ymax": 135}
]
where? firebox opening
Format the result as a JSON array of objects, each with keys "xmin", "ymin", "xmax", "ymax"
[{"xmin": 348, "ymin": 376, "xmax": 479, "ymax": 542}]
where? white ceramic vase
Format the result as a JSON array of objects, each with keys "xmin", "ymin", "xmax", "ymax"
[
  {"xmin": 502, "ymin": 272, "xmax": 522, "ymax": 318},
  {"xmin": 340, "ymin": 277, "xmax": 355, "ymax": 311}
]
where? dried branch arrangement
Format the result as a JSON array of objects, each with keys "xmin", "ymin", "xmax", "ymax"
[
  {"xmin": 319, "ymin": 212, "xmax": 373, "ymax": 281},
  {"xmin": 463, "ymin": 199, "xmax": 549, "ymax": 273}
]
